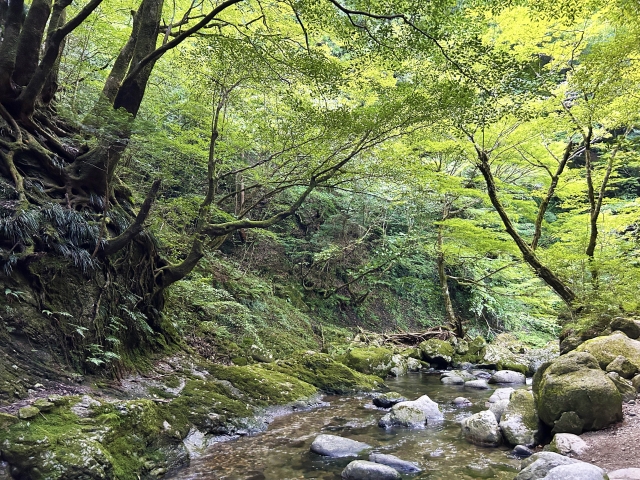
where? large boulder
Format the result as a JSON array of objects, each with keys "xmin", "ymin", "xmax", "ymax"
[
  {"xmin": 576, "ymin": 332, "xmax": 640, "ymax": 371},
  {"xmin": 453, "ymin": 336, "xmax": 487, "ymax": 364},
  {"xmin": 310, "ymin": 434, "xmax": 370, "ymax": 457},
  {"xmin": 499, "ymin": 390, "xmax": 541, "ymax": 447},
  {"xmin": 489, "ymin": 370, "xmax": 526, "ymax": 385},
  {"xmin": 533, "ymin": 351, "xmax": 622, "ymax": 433},
  {"xmin": 547, "ymin": 433, "xmax": 587, "ymax": 456},
  {"xmin": 341, "ymin": 347, "xmax": 394, "ymax": 378},
  {"xmin": 609, "ymin": 468, "xmax": 640, "ymax": 479},
  {"xmin": 460, "ymin": 410, "xmax": 503, "ymax": 447},
  {"xmin": 489, "ymin": 399, "xmax": 509, "ymax": 422},
  {"xmin": 419, "ymin": 339, "xmax": 454, "ymax": 368},
  {"xmin": 341, "ymin": 460, "xmax": 400, "ymax": 480}
]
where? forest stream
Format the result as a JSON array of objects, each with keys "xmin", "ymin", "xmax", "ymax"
[{"xmin": 168, "ymin": 372, "xmax": 527, "ymax": 480}]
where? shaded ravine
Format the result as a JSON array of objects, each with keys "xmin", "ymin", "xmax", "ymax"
[{"xmin": 168, "ymin": 373, "xmax": 528, "ymax": 479}]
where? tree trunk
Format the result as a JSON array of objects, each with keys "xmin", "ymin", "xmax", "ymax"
[
  {"xmin": 112, "ymin": 0, "xmax": 164, "ymax": 117},
  {"xmin": 531, "ymin": 140, "xmax": 573, "ymax": 250},
  {"xmin": 437, "ymin": 203, "xmax": 463, "ymax": 337},
  {"xmin": 0, "ymin": 0, "xmax": 25, "ymax": 98},
  {"xmin": 476, "ymin": 149, "xmax": 576, "ymax": 305},
  {"xmin": 40, "ymin": 8, "xmax": 67, "ymax": 105},
  {"xmin": 12, "ymin": 0, "xmax": 52, "ymax": 87}
]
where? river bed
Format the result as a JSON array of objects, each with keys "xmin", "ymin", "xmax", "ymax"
[{"xmin": 168, "ymin": 372, "xmax": 527, "ymax": 479}]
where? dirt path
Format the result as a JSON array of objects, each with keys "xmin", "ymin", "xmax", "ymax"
[{"xmin": 576, "ymin": 400, "xmax": 640, "ymax": 471}]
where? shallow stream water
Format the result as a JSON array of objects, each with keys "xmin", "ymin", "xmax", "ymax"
[{"xmin": 169, "ymin": 372, "xmax": 527, "ymax": 480}]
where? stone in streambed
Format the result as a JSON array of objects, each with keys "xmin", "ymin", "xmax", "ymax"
[
  {"xmin": 488, "ymin": 387, "xmax": 514, "ymax": 403},
  {"xmin": 369, "ymin": 453, "xmax": 421, "ymax": 473},
  {"xmin": 499, "ymin": 390, "xmax": 541, "ymax": 447},
  {"xmin": 465, "ymin": 379, "xmax": 490, "ymax": 389},
  {"xmin": 546, "ymin": 433, "xmax": 587, "ymax": 456},
  {"xmin": 310, "ymin": 434, "xmax": 370, "ymax": 457},
  {"xmin": 609, "ymin": 468, "xmax": 640, "ymax": 479},
  {"xmin": 460, "ymin": 410, "xmax": 503, "ymax": 447},
  {"xmin": 441, "ymin": 375, "xmax": 464, "ymax": 385},
  {"xmin": 551, "ymin": 411, "xmax": 584, "ymax": 435},
  {"xmin": 512, "ymin": 445, "xmax": 534, "ymax": 458},
  {"xmin": 515, "ymin": 452, "xmax": 581, "ymax": 480},
  {"xmin": 378, "ymin": 395, "xmax": 442, "ymax": 428},
  {"xmin": 372, "ymin": 392, "xmax": 406, "ymax": 408},
  {"xmin": 341, "ymin": 460, "xmax": 400, "ymax": 480},
  {"xmin": 489, "ymin": 399, "xmax": 509, "ymax": 422},
  {"xmin": 452, "ymin": 397, "xmax": 472, "ymax": 407},
  {"xmin": 489, "ymin": 370, "xmax": 526, "ymax": 384},
  {"xmin": 544, "ymin": 463, "xmax": 607, "ymax": 480}
]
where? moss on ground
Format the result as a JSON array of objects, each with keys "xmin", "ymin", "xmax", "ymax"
[{"xmin": 263, "ymin": 351, "xmax": 383, "ymax": 393}]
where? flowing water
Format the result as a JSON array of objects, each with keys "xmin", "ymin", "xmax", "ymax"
[{"xmin": 169, "ymin": 372, "xmax": 527, "ymax": 480}]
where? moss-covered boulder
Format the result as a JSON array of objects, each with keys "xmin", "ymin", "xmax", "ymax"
[
  {"xmin": 0, "ymin": 412, "xmax": 18, "ymax": 429},
  {"xmin": 418, "ymin": 339, "xmax": 454, "ymax": 368},
  {"xmin": 533, "ymin": 351, "xmax": 622, "ymax": 433},
  {"xmin": 499, "ymin": 390, "xmax": 541, "ymax": 447},
  {"xmin": 606, "ymin": 372, "xmax": 637, "ymax": 403},
  {"xmin": 264, "ymin": 351, "xmax": 383, "ymax": 393},
  {"xmin": 610, "ymin": 317, "xmax": 640, "ymax": 340},
  {"xmin": 606, "ymin": 355, "xmax": 638, "ymax": 379},
  {"xmin": 576, "ymin": 332, "xmax": 640, "ymax": 371},
  {"xmin": 340, "ymin": 347, "xmax": 394, "ymax": 378}
]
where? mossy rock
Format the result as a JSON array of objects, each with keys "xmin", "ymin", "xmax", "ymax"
[
  {"xmin": 576, "ymin": 332, "xmax": 640, "ymax": 371},
  {"xmin": 606, "ymin": 355, "xmax": 638, "ymax": 379},
  {"xmin": 340, "ymin": 347, "xmax": 394, "ymax": 378},
  {"xmin": 610, "ymin": 317, "xmax": 640, "ymax": 340},
  {"xmin": 496, "ymin": 361, "xmax": 528, "ymax": 375},
  {"xmin": 418, "ymin": 339, "xmax": 454, "ymax": 368},
  {"xmin": 499, "ymin": 390, "xmax": 541, "ymax": 447},
  {"xmin": 532, "ymin": 351, "xmax": 622, "ymax": 433},
  {"xmin": 264, "ymin": 351, "xmax": 383, "ymax": 394},
  {"xmin": 0, "ymin": 412, "xmax": 18, "ymax": 429},
  {"xmin": 207, "ymin": 364, "xmax": 317, "ymax": 406}
]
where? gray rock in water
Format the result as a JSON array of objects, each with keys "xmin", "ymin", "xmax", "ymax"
[
  {"xmin": 441, "ymin": 375, "xmax": 464, "ymax": 385},
  {"xmin": 472, "ymin": 370, "xmax": 492, "ymax": 379},
  {"xmin": 372, "ymin": 392, "xmax": 407, "ymax": 409},
  {"xmin": 452, "ymin": 397, "xmax": 472, "ymax": 407},
  {"xmin": 406, "ymin": 357, "xmax": 422, "ymax": 372},
  {"xmin": 547, "ymin": 433, "xmax": 587, "ymax": 456},
  {"xmin": 489, "ymin": 399, "xmax": 509, "ymax": 422},
  {"xmin": 489, "ymin": 370, "xmax": 526, "ymax": 384},
  {"xmin": 544, "ymin": 463, "xmax": 607, "ymax": 479},
  {"xmin": 310, "ymin": 434, "xmax": 370, "ymax": 457},
  {"xmin": 369, "ymin": 453, "xmax": 421, "ymax": 473},
  {"xmin": 400, "ymin": 395, "xmax": 443, "ymax": 421},
  {"xmin": 341, "ymin": 460, "xmax": 400, "ymax": 480},
  {"xmin": 465, "ymin": 379, "xmax": 490, "ymax": 389},
  {"xmin": 488, "ymin": 387, "xmax": 514, "ymax": 403},
  {"xmin": 460, "ymin": 410, "xmax": 503, "ymax": 447},
  {"xmin": 379, "ymin": 395, "xmax": 442, "ymax": 428},
  {"xmin": 607, "ymin": 371, "xmax": 638, "ymax": 403},
  {"xmin": 609, "ymin": 468, "xmax": 640, "ymax": 479},
  {"xmin": 499, "ymin": 390, "xmax": 541, "ymax": 447},
  {"xmin": 516, "ymin": 452, "xmax": 580, "ymax": 480},
  {"xmin": 379, "ymin": 405, "xmax": 426, "ymax": 428},
  {"xmin": 512, "ymin": 445, "xmax": 534, "ymax": 458}
]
